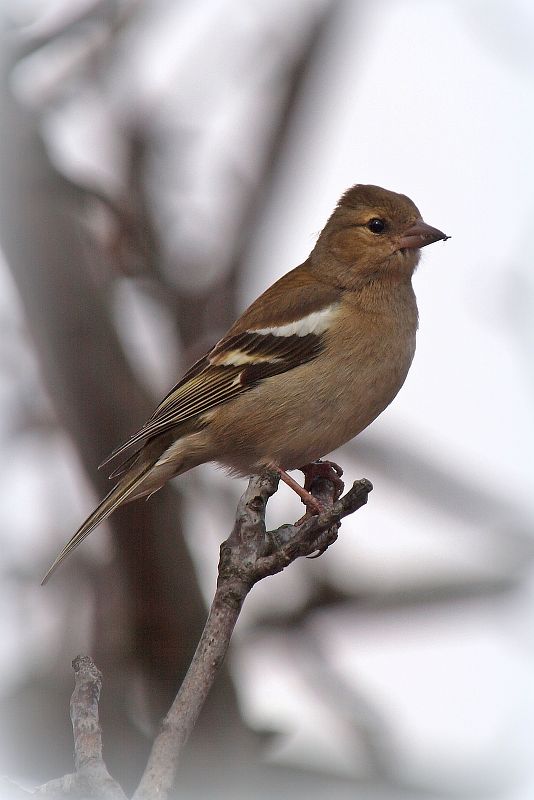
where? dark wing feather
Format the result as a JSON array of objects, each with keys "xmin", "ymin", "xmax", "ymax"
[{"xmin": 102, "ymin": 329, "xmax": 326, "ymax": 465}]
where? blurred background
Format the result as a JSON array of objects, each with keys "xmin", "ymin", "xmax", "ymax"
[{"xmin": 0, "ymin": 0, "xmax": 533, "ymax": 797}]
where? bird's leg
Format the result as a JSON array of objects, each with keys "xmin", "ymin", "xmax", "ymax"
[
  {"xmin": 300, "ymin": 460, "xmax": 345, "ymax": 501},
  {"xmin": 267, "ymin": 463, "xmax": 323, "ymax": 515}
]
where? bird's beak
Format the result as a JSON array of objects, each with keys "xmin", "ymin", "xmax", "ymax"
[{"xmin": 397, "ymin": 219, "xmax": 450, "ymax": 250}]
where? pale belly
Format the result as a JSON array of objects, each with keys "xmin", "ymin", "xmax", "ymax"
[{"xmin": 209, "ymin": 328, "xmax": 416, "ymax": 474}]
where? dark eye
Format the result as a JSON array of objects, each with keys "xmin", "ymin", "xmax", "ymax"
[{"xmin": 367, "ymin": 218, "xmax": 386, "ymax": 234}]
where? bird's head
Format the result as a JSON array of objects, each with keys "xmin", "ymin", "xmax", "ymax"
[{"xmin": 311, "ymin": 184, "xmax": 449, "ymax": 288}]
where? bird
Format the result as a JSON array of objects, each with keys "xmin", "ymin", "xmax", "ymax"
[{"xmin": 42, "ymin": 184, "xmax": 449, "ymax": 583}]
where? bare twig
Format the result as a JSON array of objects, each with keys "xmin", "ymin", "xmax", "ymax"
[
  {"xmin": 133, "ymin": 470, "xmax": 372, "ymax": 800},
  {"xmin": 34, "ymin": 656, "xmax": 127, "ymax": 799}
]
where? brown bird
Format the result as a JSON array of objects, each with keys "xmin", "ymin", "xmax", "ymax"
[{"xmin": 42, "ymin": 184, "xmax": 448, "ymax": 583}]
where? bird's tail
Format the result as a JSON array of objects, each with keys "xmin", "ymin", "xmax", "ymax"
[{"xmin": 41, "ymin": 461, "xmax": 153, "ymax": 585}]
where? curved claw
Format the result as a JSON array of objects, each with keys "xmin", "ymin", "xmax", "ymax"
[{"xmin": 306, "ymin": 532, "xmax": 338, "ymax": 559}]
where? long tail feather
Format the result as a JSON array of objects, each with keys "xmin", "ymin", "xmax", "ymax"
[{"xmin": 41, "ymin": 463, "xmax": 152, "ymax": 585}]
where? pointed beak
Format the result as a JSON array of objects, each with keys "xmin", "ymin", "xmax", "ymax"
[{"xmin": 397, "ymin": 219, "xmax": 450, "ymax": 250}]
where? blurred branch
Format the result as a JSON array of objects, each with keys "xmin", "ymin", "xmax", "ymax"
[
  {"xmin": 293, "ymin": 631, "xmax": 396, "ymax": 782},
  {"xmin": 89, "ymin": 0, "xmax": 335, "ymax": 361},
  {"xmin": 342, "ymin": 437, "xmax": 534, "ymax": 559},
  {"xmin": 254, "ymin": 573, "xmax": 520, "ymax": 636},
  {"xmin": 14, "ymin": 0, "xmax": 130, "ymax": 57}
]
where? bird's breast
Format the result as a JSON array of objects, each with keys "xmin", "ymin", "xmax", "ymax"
[{"xmin": 209, "ymin": 292, "xmax": 417, "ymax": 474}]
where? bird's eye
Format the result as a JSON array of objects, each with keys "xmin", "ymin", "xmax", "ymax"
[{"xmin": 367, "ymin": 218, "xmax": 386, "ymax": 234}]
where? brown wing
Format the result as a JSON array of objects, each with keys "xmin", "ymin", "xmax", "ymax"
[
  {"xmin": 102, "ymin": 262, "xmax": 341, "ymax": 465},
  {"xmin": 102, "ymin": 329, "xmax": 326, "ymax": 465}
]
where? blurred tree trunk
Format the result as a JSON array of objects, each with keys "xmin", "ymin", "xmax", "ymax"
[
  {"xmin": 0, "ymin": 36, "xmax": 206, "ymax": 684},
  {"xmin": 0, "ymin": 39, "xmax": 256, "ymax": 788}
]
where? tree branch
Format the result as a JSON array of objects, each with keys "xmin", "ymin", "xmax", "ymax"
[
  {"xmin": 133, "ymin": 470, "xmax": 372, "ymax": 800},
  {"xmin": 2, "ymin": 657, "xmax": 127, "ymax": 800},
  {"xmin": 4, "ymin": 469, "xmax": 371, "ymax": 798},
  {"xmin": 34, "ymin": 657, "xmax": 127, "ymax": 799}
]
